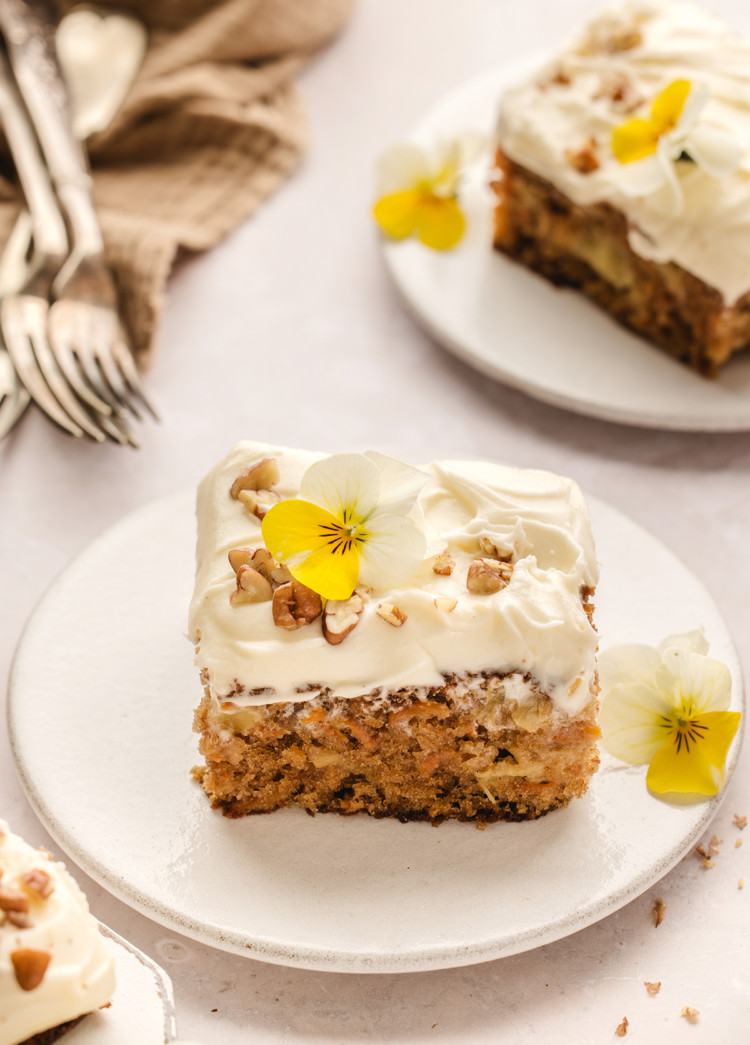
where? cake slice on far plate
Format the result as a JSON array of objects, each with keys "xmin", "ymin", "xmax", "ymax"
[
  {"xmin": 493, "ymin": 0, "xmax": 750, "ymax": 375},
  {"xmin": 189, "ymin": 442, "xmax": 600, "ymax": 825}
]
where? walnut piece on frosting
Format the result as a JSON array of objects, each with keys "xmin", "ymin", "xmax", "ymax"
[
  {"xmin": 323, "ymin": 593, "xmax": 364, "ymax": 645},
  {"xmin": 681, "ymin": 1007, "xmax": 700, "ymax": 1024},
  {"xmin": 614, "ymin": 1016, "xmax": 629, "ymax": 1037},
  {"xmin": 272, "ymin": 581, "xmax": 323, "ymax": 629},
  {"xmin": 467, "ymin": 558, "xmax": 513, "ymax": 594}
]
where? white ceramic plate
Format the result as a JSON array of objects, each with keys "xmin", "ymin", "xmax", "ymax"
[
  {"xmin": 8, "ymin": 489, "xmax": 744, "ymax": 973},
  {"xmin": 63, "ymin": 924, "xmax": 176, "ymax": 1043},
  {"xmin": 380, "ymin": 63, "xmax": 750, "ymax": 431}
]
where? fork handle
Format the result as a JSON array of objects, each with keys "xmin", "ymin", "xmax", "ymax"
[
  {"xmin": 0, "ymin": 0, "xmax": 104, "ymax": 258},
  {"xmin": 0, "ymin": 43, "xmax": 66, "ymax": 261}
]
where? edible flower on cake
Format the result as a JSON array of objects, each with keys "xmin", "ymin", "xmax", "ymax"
[
  {"xmin": 261, "ymin": 451, "xmax": 427, "ymax": 599},
  {"xmin": 612, "ymin": 78, "xmax": 743, "ymax": 214},
  {"xmin": 598, "ymin": 631, "xmax": 741, "ymax": 796},
  {"xmin": 372, "ymin": 135, "xmax": 483, "ymax": 249}
]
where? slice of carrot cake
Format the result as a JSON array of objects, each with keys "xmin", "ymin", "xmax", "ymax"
[
  {"xmin": 493, "ymin": 1, "xmax": 750, "ymax": 374},
  {"xmin": 0, "ymin": 820, "xmax": 115, "ymax": 1045},
  {"xmin": 189, "ymin": 441, "xmax": 600, "ymax": 824}
]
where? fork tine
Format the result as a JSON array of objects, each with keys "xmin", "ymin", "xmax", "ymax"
[
  {"xmin": 95, "ymin": 342, "xmax": 143, "ymax": 421},
  {"xmin": 112, "ymin": 339, "xmax": 160, "ymax": 421},
  {"xmin": 27, "ymin": 310, "xmax": 115, "ymax": 443},
  {"xmin": 47, "ymin": 326, "xmax": 115, "ymax": 418},
  {"xmin": 0, "ymin": 388, "xmax": 29, "ymax": 438},
  {"xmin": 1, "ymin": 300, "xmax": 90, "ymax": 439}
]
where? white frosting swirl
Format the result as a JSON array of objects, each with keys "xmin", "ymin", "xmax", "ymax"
[
  {"xmin": 0, "ymin": 821, "xmax": 115, "ymax": 1045},
  {"xmin": 496, "ymin": 0, "xmax": 750, "ymax": 303},
  {"xmin": 189, "ymin": 443, "xmax": 599, "ymax": 717}
]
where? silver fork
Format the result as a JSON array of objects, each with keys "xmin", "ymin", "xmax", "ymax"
[
  {"xmin": 0, "ymin": 0, "xmax": 157, "ymax": 438},
  {"xmin": 0, "ymin": 42, "xmax": 114, "ymax": 441}
]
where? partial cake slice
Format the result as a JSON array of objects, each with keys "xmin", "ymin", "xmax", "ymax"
[
  {"xmin": 493, "ymin": 1, "xmax": 750, "ymax": 375},
  {"xmin": 0, "ymin": 820, "xmax": 115, "ymax": 1045},
  {"xmin": 189, "ymin": 442, "xmax": 600, "ymax": 824}
]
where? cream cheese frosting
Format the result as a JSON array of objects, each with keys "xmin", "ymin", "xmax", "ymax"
[
  {"xmin": 189, "ymin": 442, "xmax": 599, "ymax": 717},
  {"xmin": 496, "ymin": 0, "xmax": 750, "ymax": 303},
  {"xmin": 0, "ymin": 821, "xmax": 115, "ymax": 1045}
]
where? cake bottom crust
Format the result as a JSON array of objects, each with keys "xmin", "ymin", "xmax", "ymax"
[
  {"xmin": 19, "ymin": 1016, "xmax": 86, "ymax": 1045},
  {"xmin": 193, "ymin": 672, "xmax": 600, "ymax": 825},
  {"xmin": 492, "ymin": 149, "xmax": 750, "ymax": 375}
]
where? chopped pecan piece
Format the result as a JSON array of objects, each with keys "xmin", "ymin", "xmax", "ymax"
[
  {"xmin": 0, "ymin": 887, "xmax": 29, "ymax": 914},
  {"xmin": 272, "ymin": 581, "xmax": 323, "ymax": 629},
  {"xmin": 229, "ymin": 457, "xmax": 280, "ymax": 500},
  {"xmin": 432, "ymin": 549, "xmax": 455, "ymax": 576},
  {"xmin": 466, "ymin": 558, "xmax": 513, "ymax": 594},
  {"xmin": 237, "ymin": 488, "xmax": 279, "ymax": 520},
  {"xmin": 323, "ymin": 593, "xmax": 364, "ymax": 645},
  {"xmin": 230, "ymin": 566, "xmax": 273, "ymax": 606},
  {"xmin": 377, "ymin": 603, "xmax": 407, "ymax": 627},
  {"xmin": 434, "ymin": 597, "xmax": 457, "ymax": 613},
  {"xmin": 11, "ymin": 948, "xmax": 51, "ymax": 991},
  {"xmin": 20, "ymin": 869, "xmax": 54, "ymax": 900}
]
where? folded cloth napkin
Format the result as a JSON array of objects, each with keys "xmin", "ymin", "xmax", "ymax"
[{"xmin": 0, "ymin": 0, "xmax": 353, "ymax": 362}]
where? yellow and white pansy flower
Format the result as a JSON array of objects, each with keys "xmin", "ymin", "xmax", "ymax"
[
  {"xmin": 373, "ymin": 135, "xmax": 484, "ymax": 250},
  {"xmin": 612, "ymin": 79, "xmax": 743, "ymax": 215},
  {"xmin": 598, "ymin": 631, "xmax": 741, "ymax": 797},
  {"xmin": 262, "ymin": 452, "xmax": 428, "ymax": 601}
]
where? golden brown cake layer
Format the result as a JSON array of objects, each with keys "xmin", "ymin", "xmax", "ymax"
[
  {"xmin": 193, "ymin": 669, "xmax": 600, "ymax": 824},
  {"xmin": 492, "ymin": 149, "xmax": 750, "ymax": 376}
]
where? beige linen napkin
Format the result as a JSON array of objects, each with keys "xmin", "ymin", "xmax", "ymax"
[{"xmin": 0, "ymin": 0, "xmax": 353, "ymax": 362}]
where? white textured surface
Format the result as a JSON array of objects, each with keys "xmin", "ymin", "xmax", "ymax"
[{"xmin": 1, "ymin": 0, "xmax": 749, "ymax": 1041}]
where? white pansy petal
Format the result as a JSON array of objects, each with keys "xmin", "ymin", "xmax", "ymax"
[
  {"xmin": 615, "ymin": 153, "xmax": 667, "ymax": 197},
  {"xmin": 687, "ymin": 123, "xmax": 744, "ymax": 178},
  {"xmin": 598, "ymin": 643, "xmax": 662, "ymax": 692},
  {"xmin": 656, "ymin": 136, "xmax": 685, "ymax": 216},
  {"xmin": 376, "ymin": 142, "xmax": 431, "ymax": 195},
  {"xmin": 364, "ymin": 451, "xmax": 429, "ymax": 516},
  {"xmin": 300, "ymin": 454, "xmax": 380, "ymax": 523},
  {"xmin": 669, "ymin": 648, "xmax": 733, "ymax": 713},
  {"xmin": 598, "ymin": 682, "xmax": 671, "ymax": 764},
  {"xmin": 358, "ymin": 514, "xmax": 426, "ymax": 590},
  {"xmin": 658, "ymin": 630, "xmax": 708, "ymax": 658},
  {"xmin": 674, "ymin": 81, "xmax": 708, "ymax": 137}
]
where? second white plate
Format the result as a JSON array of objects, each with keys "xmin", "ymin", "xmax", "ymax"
[
  {"xmin": 380, "ymin": 63, "xmax": 750, "ymax": 431},
  {"xmin": 8, "ymin": 488, "xmax": 744, "ymax": 973}
]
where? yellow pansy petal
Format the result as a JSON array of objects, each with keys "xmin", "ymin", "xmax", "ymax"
[
  {"xmin": 651, "ymin": 78, "xmax": 691, "ymax": 134},
  {"xmin": 646, "ymin": 711, "xmax": 741, "ymax": 795},
  {"xmin": 261, "ymin": 499, "xmax": 340, "ymax": 564},
  {"xmin": 612, "ymin": 118, "xmax": 660, "ymax": 163},
  {"xmin": 415, "ymin": 195, "xmax": 465, "ymax": 250},
  {"xmin": 291, "ymin": 541, "xmax": 360, "ymax": 601},
  {"xmin": 373, "ymin": 190, "xmax": 422, "ymax": 240}
]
